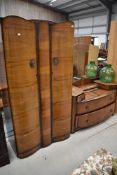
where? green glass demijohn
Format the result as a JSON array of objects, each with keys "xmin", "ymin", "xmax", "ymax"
[
  {"xmin": 99, "ymin": 64, "xmax": 115, "ymax": 83},
  {"xmin": 85, "ymin": 61, "xmax": 97, "ymax": 79}
]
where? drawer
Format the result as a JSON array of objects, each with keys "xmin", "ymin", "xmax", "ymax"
[
  {"xmin": 77, "ymin": 92, "xmax": 116, "ymax": 114},
  {"xmin": 75, "ymin": 103, "xmax": 115, "ymax": 129}
]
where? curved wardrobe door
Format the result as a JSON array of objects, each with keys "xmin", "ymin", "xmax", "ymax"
[
  {"xmin": 51, "ymin": 22, "xmax": 74, "ymax": 141},
  {"xmin": 2, "ymin": 17, "xmax": 41, "ymax": 158}
]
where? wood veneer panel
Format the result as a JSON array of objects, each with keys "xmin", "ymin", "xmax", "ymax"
[
  {"xmin": 50, "ymin": 22, "xmax": 74, "ymax": 141},
  {"xmin": 77, "ymin": 89, "xmax": 116, "ymax": 114},
  {"xmin": 108, "ymin": 20, "xmax": 117, "ymax": 83},
  {"xmin": 76, "ymin": 103, "xmax": 115, "ymax": 129},
  {"xmin": 2, "ymin": 17, "xmax": 41, "ymax": 158},
  {"xmin": 37, "ymin": 22, "xmax": 51, "ymax": 146},
  {"xmin": 73, "ymin": 36, "xmax": 91, "ymax": 77},
  {"xmin": 108, "ymin": 21, "xmax": 117, "ymax": 112},
  {"xmin": 88, "ymin": 44, "xmax": 99, "ymax": 64},
  {"xmin": 0, "ymin": 23, "xmax": 7, "ymax": 84},
  {"xmin": 74, "ymin": 36, "xmax": 92, "ymax": 45}
]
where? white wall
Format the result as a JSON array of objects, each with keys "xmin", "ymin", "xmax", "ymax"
[
  {"xmin": 74, "ymin": 2, "xmax": 117, "ymax": 47},
  {"xmin": 74, "ymin": 14, "xmax": 107, "ymax": 47},
  {"xmin": 74, "ymin": 15, "xmax": 107, "ymax": 36},
  {"xmin": 0, "ymin": 0, "xmax": 66, "ymax": 22}
]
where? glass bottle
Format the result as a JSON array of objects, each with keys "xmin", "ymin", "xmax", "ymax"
[
  {"xmin": 85, "ymin": 61, "xmax": 97, "ymax": 79},
  {"xmin": 99, "ymin": 64, "xmax": 115, "ymax": 83}
]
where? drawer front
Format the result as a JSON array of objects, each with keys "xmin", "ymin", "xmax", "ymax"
[
  {"xmin": 75, "ymin": 103, "xmax": 115, "ymax": 129},
  {"xmin": 77, "ymin": 92, "xmax": 116, "ymax": 114}
]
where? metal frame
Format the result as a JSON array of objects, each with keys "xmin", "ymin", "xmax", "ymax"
[
  {"xmin": 74, "ymin": 24, "xmax": 107, "ymax": 29},
  {"xmin": 55, "ymin": 0, "xmax": 85, "ymax": 9},
  {"xmin": 69, "ymin": 11, "xmax": 107, "ymax": 20},
  {"xmin": 77, "ymin": 32, "xmax": 108, "ymax": 35},
  {"xmin": 69, "ymin": 6, "xmax": 105, "ymax": 18},
  {"xmin": 98, "ymin": 0, "xmax": 112, "ymax": 43},
  {"xmin": 59, "ymin": 1, "xmax": 95, "ymax": 12},
  {"xmin": 98, "ymin": 0, "xmax": 112, "ymax": 10},
  {"xmin": 20, "ymin": 0, "xmax": 68, "ymax": 17}
]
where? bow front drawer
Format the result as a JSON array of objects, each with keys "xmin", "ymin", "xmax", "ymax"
[
  {"xmin": 76, "ymin": 103, "xmax": 115, "ymax": 129},
  {"xmin": 77, "ymin": 90, "xmax": 116, "ymax": 114}
]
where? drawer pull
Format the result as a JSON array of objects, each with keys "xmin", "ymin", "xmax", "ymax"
[
  {"xmin": 110, "ymin": 109, "xmax": 113, "ymax": 113},
  {"xmin": 85, "ymin": 106, "xmax": 89, "ymax": 110},
  {"xmin": 110, "ymin": 97, "xmax": 113, "ymax": 101}
]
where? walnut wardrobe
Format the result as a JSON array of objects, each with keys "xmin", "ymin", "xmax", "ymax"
[{"xmin": 1, "ymin": 16, "xmax": 74, "ymax": 158}]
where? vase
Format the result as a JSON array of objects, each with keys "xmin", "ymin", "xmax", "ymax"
[
  {"xmin": 99, "ymin": 64, "xmax": 115, "ymax": 83},
  {"xmin": 85, "ymin": 61, "xmax": 97, "ymax": 79}
]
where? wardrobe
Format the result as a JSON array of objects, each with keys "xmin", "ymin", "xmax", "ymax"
[{"xmin": 1, "ymin": 16, "xmax": 74, "ymax": 158}]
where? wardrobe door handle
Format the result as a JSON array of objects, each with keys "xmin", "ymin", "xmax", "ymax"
[
  {"xmin": 53, "ymin": 57, "xmax": 59, "ymax": 65},
  {"xmin": 29, "ymin": 58, "xmax": 36, "ymax": 68}
]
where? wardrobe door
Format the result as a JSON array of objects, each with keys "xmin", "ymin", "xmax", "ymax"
[
  {"xmin": 51, "ymin": 22, "xmax": 74, "ymax": 141},
  {"xmin": 37, "ymin": 22, "xmax": 51, "ymax": 146},
  {"xmin": 2, "ymin": 17, "xmax": 41, "ymax": 158}
]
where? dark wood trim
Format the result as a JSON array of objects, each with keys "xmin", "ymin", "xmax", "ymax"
[
  {"xmin": 34, "ymin": 21, "xmax": 52, "ymax": 147},
  {"xmin": 49, "ymin": 24, "xmax": 53, "ymax": 142},
  {"xmin": 34, "ymin": 21, "xmax": 43, "ymax": 147},
  {"xmin": 71, "ymin": 96, "xmax": 77, "ymax": 133}
]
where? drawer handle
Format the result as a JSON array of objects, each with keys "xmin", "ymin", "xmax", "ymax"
[
  {"xmin": 85, "ymin": 106, "xmax": 89, "ymax": 110},
  {"xmin": 110, "ymin": 109, "xmax": 113, "ymax": 113},
  {"xmin": 110, "ymin": 97, "xmax": 113, "ymax": 101}
]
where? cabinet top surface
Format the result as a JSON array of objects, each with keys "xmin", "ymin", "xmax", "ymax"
[{"xmin": 72, "ymin": 82, "xmax": 116, "ymax": 101}]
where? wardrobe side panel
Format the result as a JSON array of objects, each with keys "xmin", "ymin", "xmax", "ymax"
[
  {"xmin": 108, "ymin": 21, "xmax": 117, "ymax": 83},
  {"xmin": 108, "ymin": 21, "xmax": 117, "ymax": 113}
]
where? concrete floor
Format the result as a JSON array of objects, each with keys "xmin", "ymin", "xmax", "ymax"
[{"xmin": 0, "ymin": 114, "xmax": 117, "ymax": 175}]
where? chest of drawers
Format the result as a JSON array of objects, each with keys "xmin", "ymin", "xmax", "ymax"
[{"xmin": 71, "ymin": 81, "xmax": 116, "ymax": 133}]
